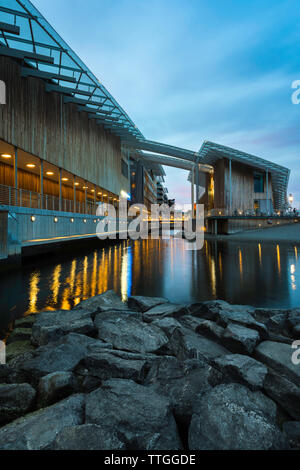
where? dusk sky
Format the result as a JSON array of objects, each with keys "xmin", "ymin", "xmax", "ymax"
[{"xmin": 34, "ymin": 0, "xmax": 300, "ymax": 207}]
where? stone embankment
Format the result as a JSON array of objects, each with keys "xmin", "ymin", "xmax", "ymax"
[{"xmin": 0, "ymin": 291, "xmax": 299, "ymax": 450}]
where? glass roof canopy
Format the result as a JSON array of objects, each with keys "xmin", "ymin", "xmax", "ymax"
[{"xmin": 0, "ymin": 0, "xmax": 144, "ymax": 142}]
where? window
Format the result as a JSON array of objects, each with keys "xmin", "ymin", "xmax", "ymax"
[
  {"xmin": 121, "ymin": 159, "xmax": 128, "ymax": 178},
  {"xmin": 254, "ymin": 172, "xmax": 264, "ymax": 193}
]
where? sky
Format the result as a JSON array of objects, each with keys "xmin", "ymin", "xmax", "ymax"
[{"xmin": 33, "ymin": 0, "xmax": 300, "ymax": 207}]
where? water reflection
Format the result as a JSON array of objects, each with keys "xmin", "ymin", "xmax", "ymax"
[{"xmin": 1, "ymin": 238, "xmax": 300, "ymax": 340}]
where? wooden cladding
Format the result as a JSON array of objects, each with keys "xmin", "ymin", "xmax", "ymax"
[{"xmin": 0, "ymin": 56, "xmax": 129, "ymax": 196}]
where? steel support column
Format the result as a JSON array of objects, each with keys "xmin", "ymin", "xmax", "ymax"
[
  {"xmin": 59, "ymin": 168, "xmax": 62, "ymax": 211},
  {"xmin": 191, "ymin": 165, "xmax": 195, "ymax": 217},
  {"xmin": 229, "ymin": 159, "xmax": 232, "ymax": 214},
  {"xmin": 266, "ymin": 171, "xmax": 269, "ymax": 215}
]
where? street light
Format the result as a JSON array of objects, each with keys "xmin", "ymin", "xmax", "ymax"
[{"xmin": 289, "ymin": 194, "xmax": 294, "ymax": 205}]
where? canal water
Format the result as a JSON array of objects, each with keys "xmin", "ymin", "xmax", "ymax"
[{"xmin": 1, "ymin": 237, "xmax": 300, "ymax": 340}]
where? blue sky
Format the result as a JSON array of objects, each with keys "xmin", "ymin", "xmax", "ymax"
[{"xmin": 34, "ymin": 0, "xmax": 300, "ymax": 207}]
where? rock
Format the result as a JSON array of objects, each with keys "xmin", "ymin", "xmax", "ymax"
[
  {"xmin": 212, "ymin": 354, "xmax": 268, "ymax": 391},
  {"xmin": 188, "ymin": 300, "xmax": 236, "ymax": 319},
  {"xmin": 0, "ymin": 394, "xmax": 85, "ymax": 450},
  {"xmin": 189, "ymin": 383, "xmax": 289, "ymax": 450},
  {"xmin": 0, "ymin": 365, "xmax": 13, "ymax": 384},
  {"xmin": 128, "ymin": 296, "xmax": 169, "ymax": 312},
  {"xmin": 287, "ymin": 310, "xmax": 300, "ymax": 337},
  {"xmin": 168, "ymin": 327, "xmax": 229, "ymax": 363},
  {"xmin": 195, "ymin": 320, "xmax": 224, "ymax": 343},
  {"xmin": 51, "ymin": 424, "xmax": 126, "ymax": 450},
  {"xmin": 255, "ymin": 341, "xmax": 300, "ymax": 386},
  {"xmin": 263, "ymin": 370, "xmax": 300, "ymax": 420},
  {"xmin": 7, "ymin": 329, "xmax": 32, "ymax": 345},
  {"xmin": 74, "ymin": 349, "xmax": 149, "ymax": 387},
  {"xmin": 14, "ymin": 315, "xmax": 37, "ymax": 329},
  {"xmin": 266, "ymin": 314, "xmax": 289, "ymax": 336},
  {"xmin": 142, "ymin": 304, "xmax": 188, "ymax": 323},
  {"xmin": 9, "ymin": 334, "xmax": 104, "ymax": 386},
  {"xmin": 179, "ymin": 315, "xmax": 207, "ymax": 332},
  {"xmin": 38, "ymin": 372, "xmax": 76, "ymax": 408},
  {"xmin": 85, "ymin": 379, "xmax": 182, "ymax": 450},
  {"xmin": 222, "ymin": 324, "xmax": 260, "ymax": 355},
  {"xmin": 0, "ymin": 383, "xmax": 36, "ymax": 425},
  {"xmin": 6, "ymin": 340, "xmax": 35, "ymax": 363},
  {"xmin": 74, "ymin": 290, "xmax": 129, "ymax": 314},
  {"xmin": 282, "ymin": 422, "xmax": 300, "ymax": 448},
  {"xmin": 152, "ymin": 317, "xmax": 182, "ymax": 338},
  {"xmin": 95, "ymin": 314, "xmax": 169, "ymax": 354},
  {"xmin": 253, "ymin": 308, "xmax": 286, "ymax": 324},
  {"xmin": 145, "ymin": 356, "xmax": 213, "ymax": 425},
  {"xmin": 31, "ymin": 309, "xmax": 96, "ymax": 347}
]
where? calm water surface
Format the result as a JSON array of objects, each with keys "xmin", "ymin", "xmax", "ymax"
[{"xmin": 1, "ymin": 237, "xmax": 300, "ymax": 340}]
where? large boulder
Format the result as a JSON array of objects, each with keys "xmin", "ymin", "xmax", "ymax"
[
  {"xmin": 212, "ymin": 354, "xmax": 268, "ymax": 391},
  {"xmin": 195, "ymin": 320, "xmax": 224, "ymax": 343},
  {"xmin": 142, "ymin": 304, "xmax": 188, "ymax": 323},
  {"xmin": 287, "ymin": 309, "xmax": 300, "ymax": 337},
  {"xmin": 145, "ymin": 356, "xmax": 214, "ymax": 425},
  {"xmin": 51, "ymin": 424, "xmax": 126, "ymax": 450},
  {"xmin": 222, "ymin": 323, "xmax": 260, "ymax": 355},
  {"xmin": 128, "ymin": 296, "xmax": 169, "ymax": 312},
  {"xmin": 282, "ymin": 422, "xmax": 300, "ymax": 448},
  {"xmin": 74, "ymin": 290, "xmax": 129, "ymax": 314},
  {"xmin": 189, "ymin": 383, "xmax": 289, "ymax": 450},
  {"xmin": 0, "ymin": 365, "xmax": 13, "ymax": 384},
  {"xmin": 85, "ymin": 379, "xmax": 182, "ymax": 450},
  {"xmin": 0, "ymin": 383, "xmax": 36, "ymax": 425},
  {"xmin": 255, "ymin": 341, "xmax": 300, "ymax": 386},
  {"xmin": 95, "ymin": 313, "xmax": 169, "ymax": 354},
  {"xmin": 37, "ymin": 371, "xmax": 76, "ymax": 408},
  {"xmin": 74, "ymin": 349, "xmax": 150, "ymax": 388},
  {"xmin": 14, "ymin": 315, "xmax": 36, "ymax": 329},
  {"xmin": 5, "ymin": 340, "xmax": 35, "ymax": 363},
  {"xmin": 6, "ymin": 328, "xmax": 32, "ymax": 345},
  {"xmin": 152, "ymin": 317, "xmax": 182, "ymax": 338},
  {"xmin": 31, "ymin": 310, "xmax": 96, "ymax": 346},
  {"xmin": 168, "ymin": 327, "xmax": 229, "ymax": 363},
  {"xmin": 263, "ymin": 370, "xmax": 300, "ymax": 420},
  {"xmin": 9, "ymin": 334, "xmax": 105, "ymax": 387},
  {"xmin": 0, "ymin": 394, "xmax": 85, "ymax": 450}
]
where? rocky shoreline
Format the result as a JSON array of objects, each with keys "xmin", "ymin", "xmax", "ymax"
[{"xmin": 0, "ymin": 291, "xmax": 299, "ymax": 450}]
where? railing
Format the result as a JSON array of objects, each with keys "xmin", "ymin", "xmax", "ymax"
[
  {"xmin": 0, "ymin": 184, "xmax": 99, "ymax": 215},
  {"xmin": 206, "ymin": 208, "xmax": 296, "ymax": 218}
]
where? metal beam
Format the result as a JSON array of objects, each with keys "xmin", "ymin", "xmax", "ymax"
[
  {"xmin": 22, "ymin": 67, "xmax": 77, "ymax": 83},
  {"xmin": 133, "ymin": 139, "xmax": 199, "ymax": 163},
  {"xmin": 0, "ymin": 45, "xmax": 54, "ymax": 64},
  {"xmin": 0, "ymin": 22, "xmax": 20, "ymax": 35},
  {"xmin": 64, "ymin": 96, "xmax": 114, "ymax": 109}
]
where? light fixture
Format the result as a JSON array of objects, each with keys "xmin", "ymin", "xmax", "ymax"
[
  {"xmin": 103, "ymin": 194, "xmax": 107, "ymax": 197},
  {"xmin": 1, "ymin": 154, "xmax": 12, "ymax": 159},
  {"xmin": 62, "ymin": 178, "xmax": 69, "ymax": 182},
  {"xmin": 31, "ymin": 216, "xmax": 36, "ymax": 222},
  {"xmin": 83, "ymin": 186, "xmax": 88, "ymax": 190},
  {"xmin": 70, "ymin": 218, "xmax": 74, "ymax": 223},
  {"xmin": 54, "ymin": 217, "xmax": 58, "ymax": 223},
  {"xmin": 46, "ymin": 171, "xmax": 54, "ymax": 176},
  {"xmin": 91, "ymin": 189, "xmax": 95, "ymax": 193},
  {"xmin": 26, "ymin": 163, "xmax": 36, "ymax": 168},
  {"xmin": 98, "ymin": 192, "xmax": 102, "ymax": 195},
  {"xmin": 288, "ymin": 194, "xmax": 294, "ymax": 205},
  {"xmin": 94, "ymin": 220, "xmax": 97, "ymax": 223},
  {"xmin": 83, "ymin": 219, "xmax": 87, "ymax": 223},
  {"xmin": 75, "ymin": 182, "xmax": 80, "ymax": 186}
]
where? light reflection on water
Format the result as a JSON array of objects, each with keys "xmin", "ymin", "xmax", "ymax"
[{"xmin": 1, "ymin": 238, "xmax": 300, "ymax": 340}]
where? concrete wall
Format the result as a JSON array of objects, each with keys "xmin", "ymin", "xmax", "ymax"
[{"xmin": 0, "ymin": 56, "xmax": 129, "ymax": 196}]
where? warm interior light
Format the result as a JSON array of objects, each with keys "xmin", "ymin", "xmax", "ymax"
[
  {"xmin": 103, "ymin": 194, "xmax": 107, "ymax": 197},
  {"xmin": 83, "ymin": 186, "xmax": 88, "ymax": 189},
  {"xmin": 91, "ymin": 189, "xmax": 95, "ymax": 193},
  {"xmin": 83, "ymin": 219, "xmax": 87, "ymax": 223},
  {"xmin": 46, "ymin": 171, "xmax": 54, "ymax": 176},
  {"xmin": 54, "ymin": 217, "xmax": 58, "ymax": 223},
  {"xmin": 1, "ymin": 154, "xmax": 12, "ymax": 159},
  {"xmin": 70, "ymin": 218, "xmax": 74, "ymax": 223},
  {"xmin": 62, "ymin": 178, "xmax": 69, "ymax": 182},
  {"xmin": 98, "ymin": 192, "xmax": 102, "ymax": 195},
  {"xmin": 31, "ymin": 216, "xmax": 36, "ymax": 222},
  {"xmin": 26, "ymin": 163, "xmax": 36, "ymax": 168},
  {"xmin": 75, "ymin": 182, "xmax": 80, "ymax": 186}
]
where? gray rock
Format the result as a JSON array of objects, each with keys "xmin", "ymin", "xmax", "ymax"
[
  {"xmin": 255, "ymin": 341, "xmax": 300, "ymax": 386},
  {"xmin": 212, "ymin": 354, "xmax": 268, "ymax": 391},
  {"xmin": 14, "ymin": 315, "xmax": 36, "ymax": 329},
  {"xmin": 38, "ymin": 371, "xmax": 76, "ymax": 407},
  {"xmin": 282, "ymin": 421, "xmax": 300, "ymax": 447},
  {"xmin": 189, "ymin": 383, "xmax": 289, "ymax": 450},
  {"xmin": 217, "ymin": 310, "xmax": 268, "ymax": 339},
  {"xmin": 195, "ymin": 319, "xmax": 225, "ymax": 342},
  {"xmin": 85, "ymin": 379, "xmax": 182, "ymax": 450},
  {"xmin": 74, "ymin": 290, "xmax": 129, "ymax": 314},
  {"xmin": 222, "ymin": 323, "xmax": 260, "ymax": 354},
  {"xmin": 169, "ymin": 327, "xmax": 229, "ymax": 363},
  {"xmin": 95, "ymin": 314, "xmax": 169, "ymax": 354},
  {"xmin": 74, "ymin": 349, "xmax": 149, "ymax": 387},
  {"xmin": 253, "ymin": 308, "xmax": 286, "ymax": 324},
  {"xmin": 51, "ymin": 424, "xmax": 126, "ymax": 450},
  {"xmin": 0, "ymin": 394, "xmax": 85, "ymax": 450},
  {"xmin": 152, "ymin": 317, "xmax": 182, "ymax": 338},
  {"xmin": 266, "ymin": 314, "xmax": 289, "ymax": 336},
  {"xmin": 6, "ymin": 340, "xmax": 35, "ymax": 363},
  {"xmin": 179, "ymin": 315, "xmax": 208, "ymax": 332},
  {"xmin": 9, "ymin": 334, "xmax": 104, "ymax": 386},
  {"xmin": 31, "ymin": 309, "xmax": 96, "ymax": 347},
  {"xmin": 287, "ymin": 309, "xmax": 300, "ymax": 337},
  {"xmin": 188, "ymin": 300, "xmax": 235, "ymax": 319},
  {"xmin": 0, "ymin": 365, "xmax": 13, "ymax": 384},
  {"xmin": 128, "ymin": 296, "xmax": 169, "ymax": 312},
  {"xmin": 142, "ymin": 303, "xmax": 188, "ymax": 323},
  {"xmin": 145, "ymin": 356, "xmax": 213, "ymax": 425},
  {"xmin": 263, "ymin": 370, "xmax": 300, "ymax": 420},
  {"xmin": 7, "ymin": 328, "xmax": 32, "ymax": 345},
  {"xmin": 0, "ymin": 383, "xmax": 36, "ymax": 425}
]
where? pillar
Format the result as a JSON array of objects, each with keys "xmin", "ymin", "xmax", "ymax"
[
  {"xmin": 266, "ymin": 171, "xmax": 269, "ymax": 215},
  {"xmin": 191, "ymin": 165, "xmax": 195, "ymax": 218},
  {"xmin": 59, "ymin": 168, "xmax": 62, "ymax": 211},
  {"xmin": 40, "ymin": 160, "xmax": 44, "ymax": 209},
  {"xmin": 229, "ymin": 159, "xmax": 232, "ymax": 214},
  {"xmin": 73, "ymin": 176, "xmax": 76, "ymax": 212}
]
